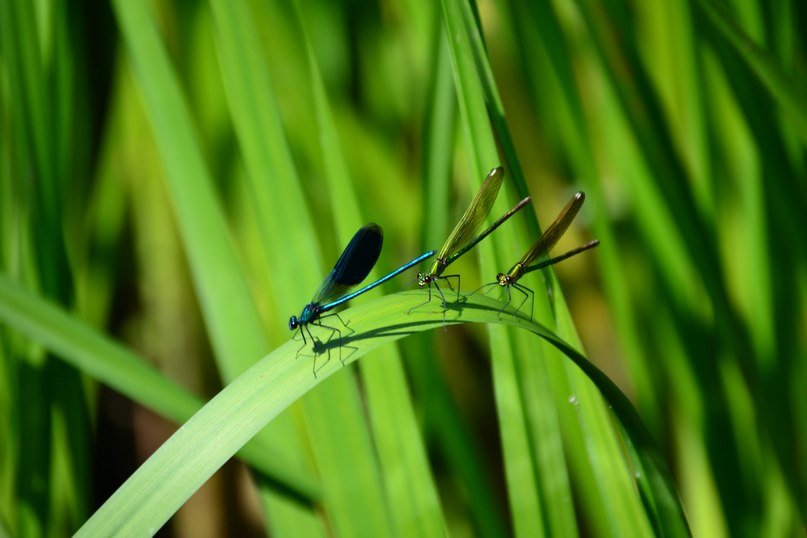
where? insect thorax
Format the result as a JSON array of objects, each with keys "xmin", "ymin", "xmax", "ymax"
[
  {"xmin": 507, "ymin": 263, "xmax": 525, "ymax": 282},
  {"xmin": 420, "ymin": 258, "xmax": 447, "ymax": 285},
  {"xmin": 299, "ymin": 303, "xmax": 321, "ymax": 324}
]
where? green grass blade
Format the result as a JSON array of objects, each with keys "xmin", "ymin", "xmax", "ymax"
[
  {"xmin": 295, "ymin": 3, "xmax": 445, "ymax": 536},
  {"xmin": 421, "ymin": 31, "xmax": 457, "ymax": 249},
  {"xmin": 207, "ymin": 0, "xmax": 322, "ymax": 310},
  {"xmin": 442, "ymin": 0, "xmax": 687, "ymax": 535},
  {"xmin": 575, "ymin": 0, "xmax": 726, "ymax": 302},
  {"xmin": 0, "ymin": 4, "xmax": 52, "ymax": 533},
  {"xmin": 2, "ymin": 0, "xmax": 803, "ymax": 534},
  {"xmin": 414, "ymin": 25, "xmax": 510, "ymax": 538},
  {"xmin": 208, "ymin": 1, "xmax": 399, "ymax": 535},
  {"xmin": 440, "ymin": 1, "xmax": 567, "ymax": 535},
  {"xmin": 0, "ymin": 3, "xmax": 91, "ymax": 535},
  {"xmin": 695, "ymin": 0, "xmax": 807, "ymax": 144},
  {"xmin": 75, "ymin": 290, "xmax": 679, "ymax": 536},
  {"xmin": 574, "ymin": 0, "xmax": 801, "ymax": 531},
  {"xmin": 505, "ymin": 0, "xmax": 658, "ymax": 431},
  {"xmin": 111, "ymin": 0, "xmax": 268, "ymax": 373},
  {"xmin": 504, "ymin": 0, "xmax": 691, "ymax": 530},
  {"xmin": 203, "ymin": 6, "xmax": 328, "ymax": 531},
  {"xmin": 443, "ymin": 0, "xmax": 592, "ymax": 534},
  {"xmin": 111, "ymin": 1, "xmax": 319, "ymax": 529}
]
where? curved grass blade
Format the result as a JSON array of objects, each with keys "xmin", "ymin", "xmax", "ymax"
[{"xmin": 74, "ymin": 290, "xmax": 688, "ymax": 537}]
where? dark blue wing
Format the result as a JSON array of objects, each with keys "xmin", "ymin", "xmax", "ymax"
[{"xmin": 311, "ymin": 223, "xmax": 383, "ymax": 304}]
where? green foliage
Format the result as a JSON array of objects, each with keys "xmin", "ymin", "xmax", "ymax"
[{"xmin": 1, "ymin": 0, "xmax": 805, "ymax": 536}]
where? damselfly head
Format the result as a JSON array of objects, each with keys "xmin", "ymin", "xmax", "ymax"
[
  {"xmin": 417, "ymin": 273, "xmax": 431, "ymax": 287},
  {"xmin": 288, "ymin": 316, "xmax": 299, "ymax": 330},
  {"xmin": 496, "ymin": 273, "xmax": 510, "ymax": 286}
]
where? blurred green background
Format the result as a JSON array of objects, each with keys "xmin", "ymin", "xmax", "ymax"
[{"xmin": 1, "ymin": 0, "xmax": 805, "ymax": 536}]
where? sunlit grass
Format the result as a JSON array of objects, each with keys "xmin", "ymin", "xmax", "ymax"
[{"xmin": 1, "ymin": 0, "xmax": 805, "ymax": 536}]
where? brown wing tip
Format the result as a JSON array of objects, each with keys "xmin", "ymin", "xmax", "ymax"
[
  {"xmin": 365, "ymin": 222, "xmax": 384, "ymax": 239},
  {"xmin": 488, "ymin": 166, "xmax": 505, "ymax": 178},
  {"xmin": 574, "ymin": 191, "xmax": 585, "ymax": 202}
]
